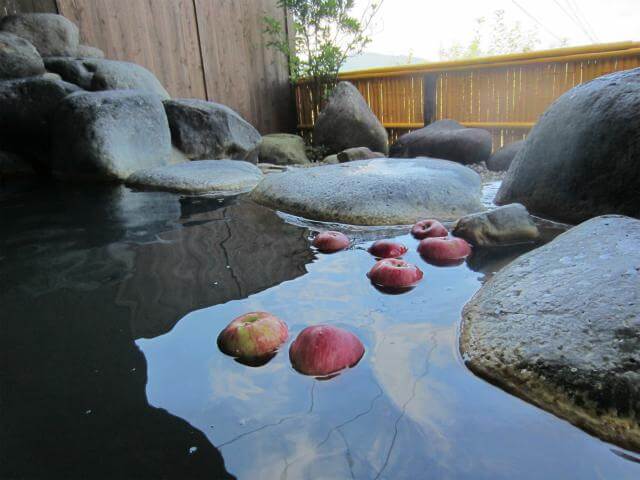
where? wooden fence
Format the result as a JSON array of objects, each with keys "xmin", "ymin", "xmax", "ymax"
[
  {"xmin": 295, "ymin": 42, "xmax": 640, "ymax": 150},
  {"xmin": 1, "ymin": 0, "xmax": 295, "ymax": 134}
]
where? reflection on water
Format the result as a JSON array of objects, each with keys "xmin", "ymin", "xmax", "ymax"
[
  {"xmin": 1, "ymin": 180, "xmax": 638, "ymax": 479},
  {"xmin": 1, "ymin": 181, "xmax": 310, "ymax": 479},
  {"xmin": 140, "ymin": 236, "xmax": 639, "ymax": 479}
]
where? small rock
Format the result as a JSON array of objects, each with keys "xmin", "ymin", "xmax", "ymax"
[
  {"xmin": 164, "ymin": 99, "xmax": 261, "ymax": 162},
  {"xmin": 258, "ymin": 133, "xmax": 309, "ymax": 165},
  {"xmin": 44, "ymin": 58, "xmax": 170, "ymax": 99},
  {"xmin": 337, "ymin": 146, "xmax": 385, "ymax": 163},
  {"xmin": 313, "ymin": 82, "xmax": 389, "ymax": 155},
  {"xmin": 126, "ymin": 160, "xmax": 263, "ymax": 194},
  {"xmin": 487, "ymin": 140, "xmax": 523, "ymax": 171},
  {"xmin": 0, "ymin": 13, "xmax": 79, "ymax": 57},
  {"xmin": 453, "ymin": 203, "xmax": 539, "ymax": 247},
  {"xmin": 0, "ymin": 32, "xmax": 45, "ymax": 79},
  {"xmin": 51, "ymin": 90, "xmax": 172, "ymax": 180}
]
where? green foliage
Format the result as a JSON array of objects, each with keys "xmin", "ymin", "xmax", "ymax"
[
  {"xmin": 264, "ymin": 0, "xmax": 382, "ymax": 112},
  {"xmin": 439, "ymin": 10, "xmax": 567, "ymax": 60}
]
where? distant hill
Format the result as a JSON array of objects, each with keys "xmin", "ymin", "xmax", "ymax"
[{"xmin": 340, "ymin": 52, "xmax": 429, "ymax": 72}]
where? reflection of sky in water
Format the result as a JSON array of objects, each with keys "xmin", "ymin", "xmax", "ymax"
[{"xmin": 138, "ymin": 233, "xmax": 639, "ymax": 480}]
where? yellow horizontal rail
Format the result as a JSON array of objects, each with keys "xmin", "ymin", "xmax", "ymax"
[
  {"xmin": 337, "ymin": 44, "xmax": 640, "ymax": 80},
  {"xmin": 295, "ymin": 41, "xmax": 640, "ymax": 83}
]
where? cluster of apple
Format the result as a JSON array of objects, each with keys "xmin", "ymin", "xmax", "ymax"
[
  {"xmin": 216, "ymin": 219, "xmax": 471, "ymax": 379},
  {"xmin": 217, "ymin": 312, "xmax": 365, "ymax": 377},
  {"xmin": 313, "ymin": 218, "xmax": 472, "ymax": 290}
]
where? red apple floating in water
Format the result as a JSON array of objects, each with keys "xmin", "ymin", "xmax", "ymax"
[
  {"xmin": 217, "ymin": 312, "xmax": 288, "ymax": 364},
  {"xmin": 368, "ymin": 240, "xmax": 408, "ymax": 259},
  {"xmin": 411, "ymin": 219, "xmax": 448, "ymax": 239},
  {"xmin": 367, "ymin": 258, "xmax": 423, "ymax": 288},
  {"xmin": 289, "ymin": 325, "xmax": 365, "ymax": 377},
  {"xmin": 312, "ymin": 231, "xmax": 350, "ymax": 253},
  {"xmin": 418, "ymin": 237, "xmax": 472, "ymax": 266}
]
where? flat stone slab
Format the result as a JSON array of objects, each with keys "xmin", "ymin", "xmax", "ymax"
[
  {"xmin": 461, "ymin": 215, "xmax": 640, "ymax": 451},
  {"xmin": 126, "ymin": 160, "xmax": 263, "ymax": 194},
  {"xmin": 251, "ymin": 157, "xmax": 483, "ymax": 225}
]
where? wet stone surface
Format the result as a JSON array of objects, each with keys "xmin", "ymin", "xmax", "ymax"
[
  {"xmin": 251, "ymin": 157, "xmax": 484, "ymax": 225},
  {"xmin": 461, "ymin": 215, "xmax": 640, "ymax": 451},
  {"xmin": 126, "ymin": 159, "xmax": 263, "ymax": 195}
]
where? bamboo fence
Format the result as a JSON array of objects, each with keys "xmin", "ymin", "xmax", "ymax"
[{"xmin": 295, "ymin": 41, "xmax": 640, "ymax": 149}]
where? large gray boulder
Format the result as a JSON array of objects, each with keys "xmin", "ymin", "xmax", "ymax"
[
  {"xmin": 453, "ymin": 203, "xmax": 539, "ymax": 247},
  {"xmin": 126, "ymin": 160, "xmax": 263, "ymax": 194},
  {"xmin": 0, "ymin": 76, "xmax": 80, "ymax": 155},
  {"xmin": 164, "ymin": 99, "xmax": 261, "ymax": 162},
  {"xmin": 496, "ymin": 68, "xmax": 640, "ymax": 224},
  {"xmin": 0, "ymin": 32, "xmax": 45, "ymax": 79},
  {"xmin": 390, "ymin": 120, "xmax": 492, "ymax": 164},
  {"xmin": 0, "ymin": 13, "xmax": 79, "ymax": 57},
  {"xmin": 461, "ymin": 215, "xmax": 640, "ymax": 451},
  {"xmin": 258, "ymin": 133, "xmax": 309, "ymax": 165},
  {"xmin": 44, "ymin": 58, "xmax": 170, "ymax": 99},
  {"xmin": 313, "ymin": 82, "xmax": 388, "ymax": 155},
  {"xmin": 251, "ymin": 157, "xmax": 483, "ymax": 225},
  {"xmin": 487, "ymin": 140, "xmax": 523, "ymax": 172},
  {"xmin": 51, "ymin": 90, "xmax": 173, "ymax": 180}
]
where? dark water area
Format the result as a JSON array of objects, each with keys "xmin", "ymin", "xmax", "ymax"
[{"xmin": 1, "ymin": 180, "xmax": 639, "ymax": 479}]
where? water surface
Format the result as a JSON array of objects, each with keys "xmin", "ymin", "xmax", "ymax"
[{"xmin": 1, "ymin": 180, "xmax": 638, "ymax": 479}]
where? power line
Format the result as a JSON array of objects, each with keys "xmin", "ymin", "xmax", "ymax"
[
  {"xmin": 566, "ymin": 0, "xmax": 600, "ymax": 42},
  {"xmin": 560, "ymin": 0, "xmax": 596, "ymax": 42},
  {"xmin": 511, "ymin": 0, "xmax": 564, "ymax": 43},
  {"xmin": 552, "ymin": 0, "xmax": 595, "ymax": 42}
]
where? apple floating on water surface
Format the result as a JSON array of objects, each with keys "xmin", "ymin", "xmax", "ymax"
[
  {"xmin": 367, "ymin": 258, "xmax": 423, "ymax": 288},
  {"xmin": 312, "ymin": 231, "xmax": 350, "ymax": 253},
  {"xmin": 418, "ymin": 237, "xmax": 472, "ymax": 266},
  {"xmin": 411, "ymin": 219, "xmax": 448, "ymax": 239},
  {"xmin": 368, "ymin": 240, "xmax": 408, "ymax": 259},
  {"xmin": 289, "ymin": 325, "xmax": 365, "ymax": 377},
  {"xmin": 217, "ymin": 312, "xmax": 288, "ymax": 365}
]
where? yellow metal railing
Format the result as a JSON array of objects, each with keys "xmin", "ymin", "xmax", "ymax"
[{"xmin": 295, "ymin": 41, "xmax": 640, "ymax": 149}]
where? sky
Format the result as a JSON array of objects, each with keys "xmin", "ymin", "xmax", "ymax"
[{"xmin": 353, "ymin": 0, "xmax": 639, "ymax": 61}]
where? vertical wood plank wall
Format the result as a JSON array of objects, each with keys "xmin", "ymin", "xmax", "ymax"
[
  {"xmin": 57, "ymin": 0, "xmax": 208, "ymax": 100},
  {"xmin": 193, "ymin": 0, "xmax": 293, "ymax": 135},
  {"xmin": 0, "ymin": 0, "xmax": 293, "ymax": 133},
  {"xmin": 295, "ymin": 42, "xmax": 640, "ymax": 149}
]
